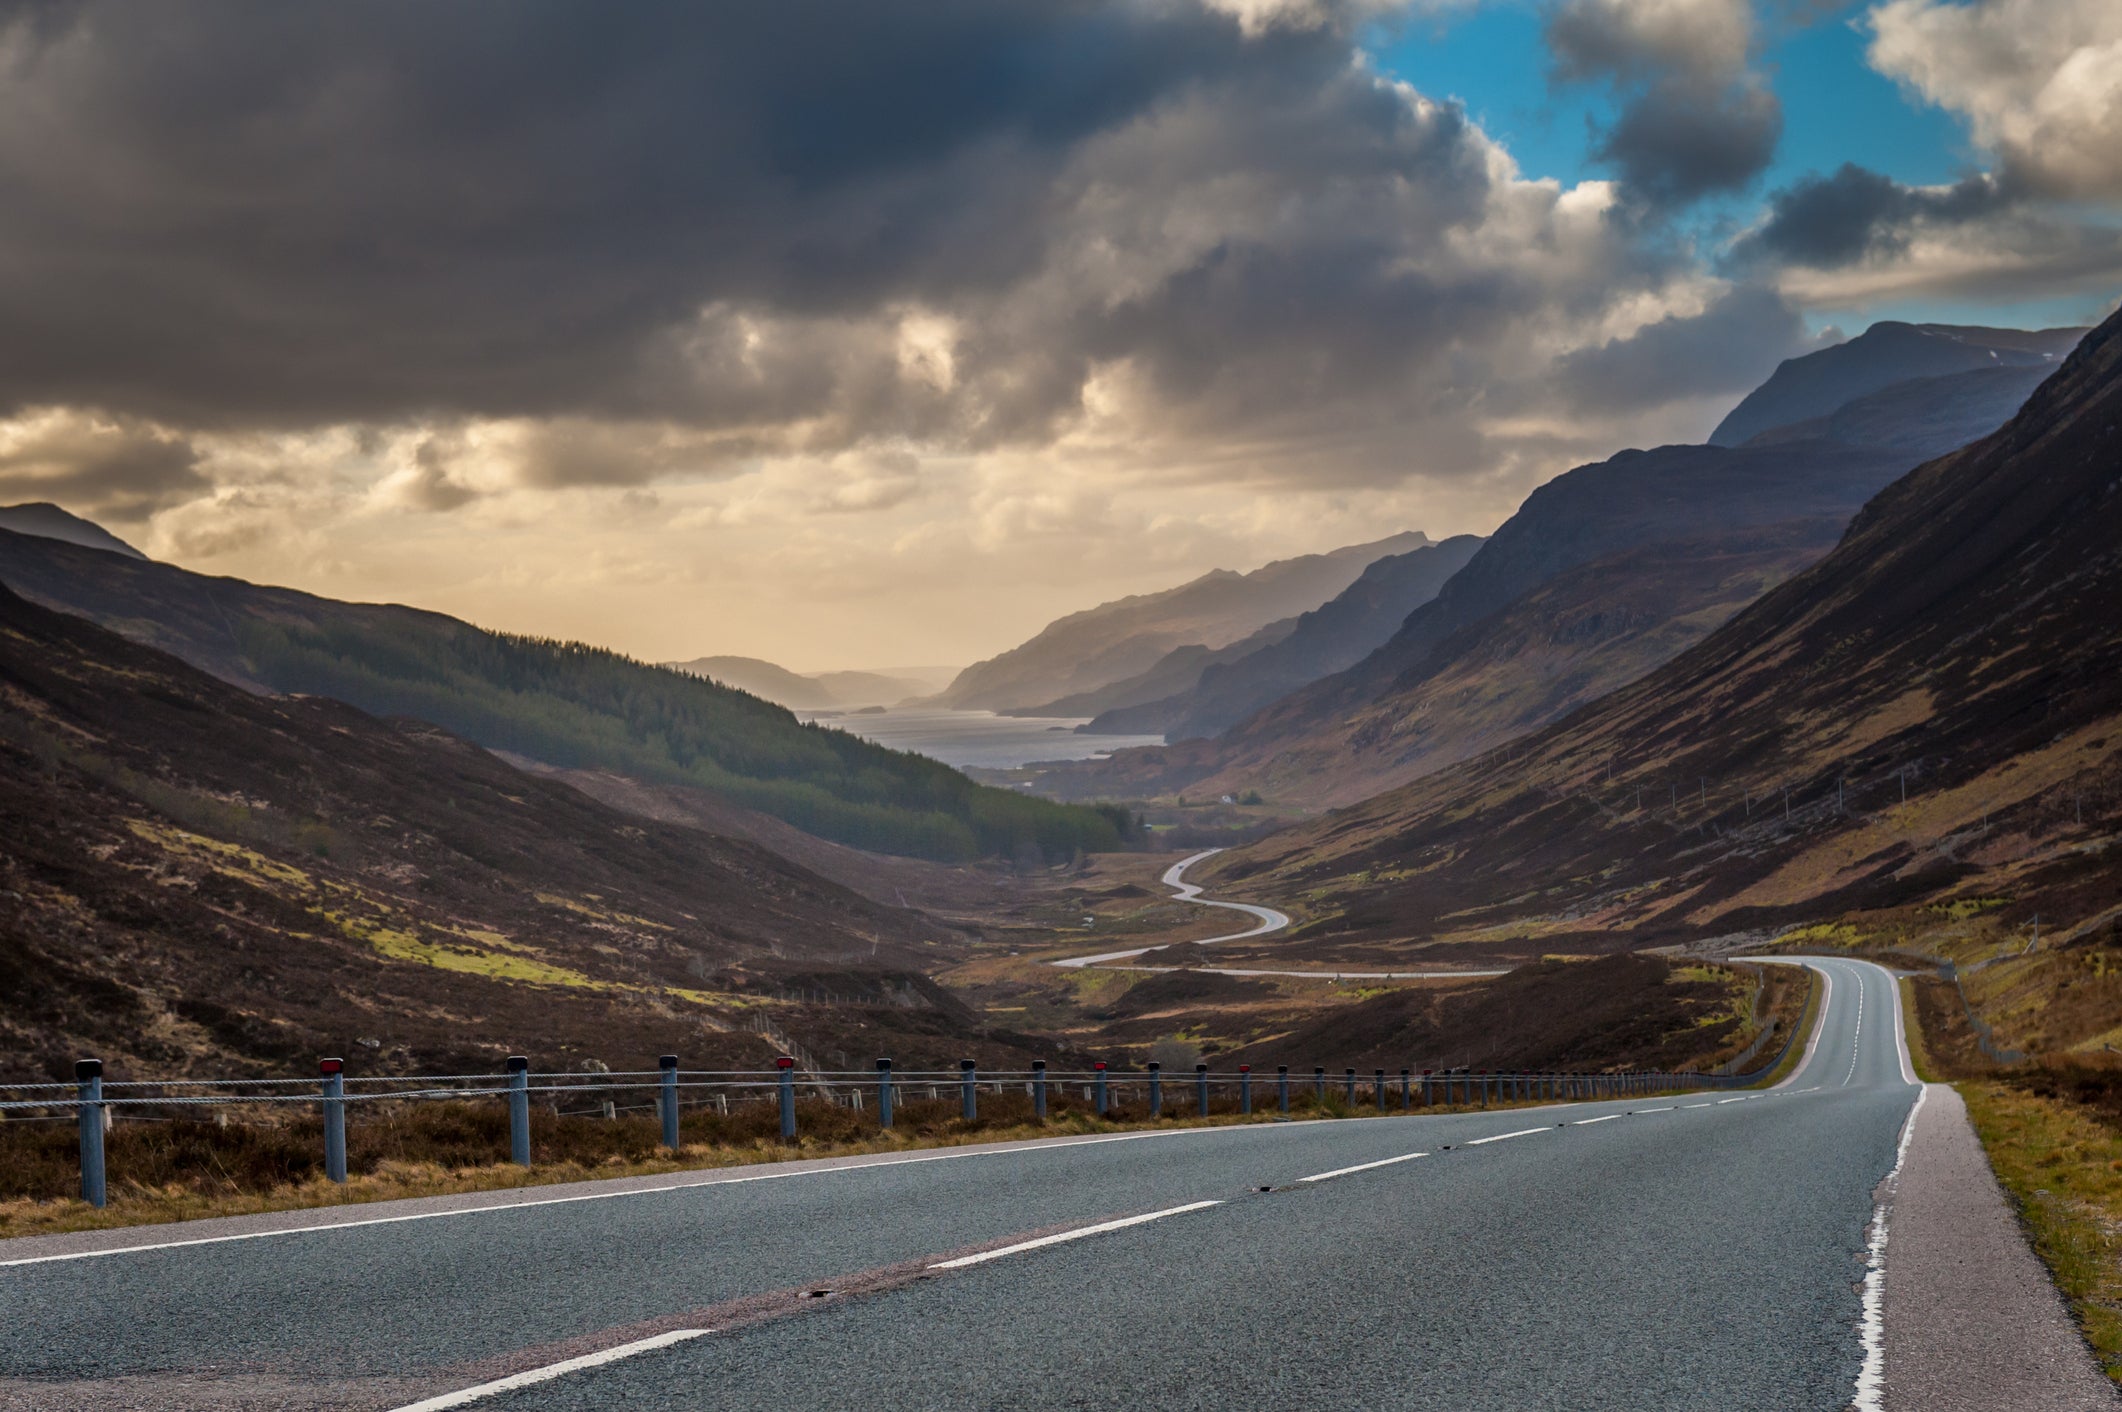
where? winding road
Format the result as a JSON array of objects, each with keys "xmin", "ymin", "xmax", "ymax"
[
  {"xmin": 1050, "ymin": 849, "xmax": 1509, "ymax": 980},
  {"xmin": 5, "ymin": 954, "xmax": 2106, "ymax": 1409}
]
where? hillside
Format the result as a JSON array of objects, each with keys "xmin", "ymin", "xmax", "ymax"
[
  {"xmin": 0, "ymin": 533, "xmax": 1132, "ymax": 862},
  {"xmin": 1708, "ymin": 321, "xmax": 2082, "ymax": 447},
  {"xmin": 936, "ymin": 531, "xmax": 1429, "ymax": 713},
  {"xmin": 0, "ymin": 582, "xmax": 997, "ymax": 1079},
  {"xmin": 1088, "ymin": 533, "xmax": 1485, "ymax": 740},
  {"xmin": 1198, "ymin": 302, "xmax": 2122, "ymax": 1057}
]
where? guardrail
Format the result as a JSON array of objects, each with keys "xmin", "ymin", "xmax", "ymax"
[{"xmin": 4, "ymin": 1037, "xmax": 1799, "ymax": 1208}]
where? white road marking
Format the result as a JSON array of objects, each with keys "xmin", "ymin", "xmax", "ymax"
[
  {"xmin": 1051, "ymin": 849, "xmax": 1290, "ymax": 968},
  {"xmin": 1634, "ymin": 1106, "xmax": 1675, "ymax": 1113},
  {"xmin": 386, "ymin": 1328, "xmax": 714, "ymax": 1411},
  {"xmin": 929, "ymin": 1201, "xmax": 1222, "ymax": 1270},
  {"xmin": 1716, "ymin": 1097, "xmax": 1748, "ymax": 1105},
  {"xmin": 1462, "ymin": 1128, "xmax": 1548, "ymax": 1146},
  {"xmin": 0, "ymin": 1127, "xmax": 1260, "ymax": 1269},
  {"xmin": 1572, "ymin": 1114, "xmax": 1622, "ymax": 1126},
  {"xmin": 1852, "ymin": 1084, "xmax": 1931, "ymax": 1411},
  {"xmin": 1683, "ymin": 1103, "xmax": 1714, "ymax": 1109},
  {"xmin": 1844, "ymin": 970, "xmax": 1866, "ymax": 1087},
  {"xmin": 1299, "ymin": 1151, "xmax": 1429, "ymax": 1182}
]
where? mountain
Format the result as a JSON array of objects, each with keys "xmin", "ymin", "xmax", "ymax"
[
  {"xmin": 1087, "ymin": 534, "xmax": 1486, "ymax": 740},
  {"xmin": 935, "ymin": 531, "xmax": 1430, "ymax": 714},
  {"xmin": 1022, "ymin": 322, "xmax": 2083, "ymax": 807},
  {"xmin": 1015, "ymin": 628, "xmax": 1299, "ymax": 721},
  {"xmin": 1708, "ymin": 321, "xmax": 2082, "ymax": 448},
  {"xmin": 668, "ymin": 655, "xmax": 841, "ymax": 710},
  {"xmin": 1208, "ymin": 301, "xmax": 2122, "ymax": 1021},
  {"xmin": 0, "ymin": 502, "xmax": 146, "ymax": 559},
  {"xmin": 666, "ymin": 657, "xmax": 939, "ymax": 710},
  {"xmin": 0, "ymin": 531, "xmax": 1134, "ymax": 862},
  {"xmin": 0, "ymin": 581, "xmax": 971, "ymax": 1077},
  {"xmin": 808, "ymin": 668, "xmax": 944, "ymax": 706}
]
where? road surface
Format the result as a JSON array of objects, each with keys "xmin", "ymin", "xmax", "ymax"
[
  {"xmin": 10, "ymin": 957, "xmax": 2090, "ymax": 1410},
  {"xmin": 1051, "ymin": 848, "xmax": 1291, "ymax": 969}
]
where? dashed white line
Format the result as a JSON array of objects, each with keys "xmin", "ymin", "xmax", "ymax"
[
  {"xmin": 1299, "ymin": 1151, "xmax": 1429, "ymax": 1182},
  {"xmin": 1634, "ymin": 1106, "xmax": 1675, "ymax": 1113},
  {"xmin": 1683, "ymin": 1103, "xmax": 1714, "ymax": 1109},
  {"xmin": 387, "ymin": 1328, "xmax": 714, "ymax": 1411},
  {"xmin": 1716, "ymin": 1097, "xmax": 1749, "ymax": 1105},
  {"xmin": 1462, "ymin": 1128, "xmax": 1549, "ymax": 1146},
  {"xmin": 930, "ymin": 1200, "xmax": 1222, "ymax": 1270},
  {"xmin": 1573, "ymin": 1114, "xmax": 1623, "ymax": 1126}
]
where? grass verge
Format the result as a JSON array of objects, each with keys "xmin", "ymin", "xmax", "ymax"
[
  {"xmin": 1749, "ymin": 964, "xmax": 1823, "ymax": 1089},
  {"xmin": 1900, "ymin": 975, "xmax": 2122, "ymax": 1383}
]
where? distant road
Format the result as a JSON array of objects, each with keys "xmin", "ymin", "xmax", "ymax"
[
  {"xmin": 1048, "ymin": 849, "xmax": 1507, "ymax": 980},
  {"xmin": 1050, "ymin": 848, "xmax": 1289, "ymax": 969},
  {"xmin": 11, "ymin": 958, "xmax": 2038, "ymax": 1411}
]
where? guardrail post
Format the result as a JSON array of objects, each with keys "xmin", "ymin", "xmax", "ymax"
[
  {"xmin": 1277, "ymin": 1065, "xmax": 1289, "ymax": 1114},
  {"xmin": 1095, "ymin": 1062, "xmax": 1108, "ymax": 1116},
  {"xmin": 1240, "ymin": 1065, "xmax": 1252, "ymax": 1114},
  {"xmin": 1343, "ymin": 1068, "xmax": 1356, "ymax": 1106},
  {"xmin": 321, "ymin": 1058, "xmax": 347, "ymax": 1183},
  {"xmin": 506, "ymin": 1056, "xmax": 531, "ymax": 1166},
  {"xmin": 1400, "ymin": 1069, "xmax": 1410, "ymax": 1111},
  {"xmin": 1195, "ymin": 1063, "xmax": 1209, "ymax": 1116},
  {"xmin": 1372, "ymin": 1069, "xmax": 1384, "ymax": 1109},
  {"xmin": 658, "ymin": 1055, "xmax": 680, "ymax": 1152},
  {"xmin": 75, "ymin": 1059, "xmax": 105, "ymax": 1208},
  {"xmin": 1313, "ymin": 1066, "xmax": 1325, "ymax": 1105},
  {"xmin": 776, "ymin": 1056, "xmax": 797, "ymax": 1139},
  {"xmin": 960, "ymin": 1060, "xmax": 977, "ymax": 1121},
  {"xmin": 877, "ymin": 1058, "xmax": 894, "ymax": 1129},
  {"xmin": 1148, "ymin": 1062, "xmax": 1162, "ymax": 1117},
  {"xmin": 1032, "ymin": 1060, "xmax": 1047, "ymax": 1121},
  {"xmin": 1421, "ymin": 1069, "xmax": 1433, "ymax": 1107}
]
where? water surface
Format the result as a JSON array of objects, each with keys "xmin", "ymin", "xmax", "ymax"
[{"xmin": 802, "ymin": 707, "xmax": 1163, "ymax": 770}]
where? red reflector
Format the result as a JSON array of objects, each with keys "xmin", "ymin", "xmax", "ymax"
[
  {"xmin": 775, "ymin": 1056, "xmax": 795, "ymax": 1069},
  {"xmin": 319, "ymin": 1058, "xmax": 344, "ymax": 1074}
]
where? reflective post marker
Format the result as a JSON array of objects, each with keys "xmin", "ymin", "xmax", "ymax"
[
  {"xmin": 1240, "ymin": 1064, "xmax": 1252, "ymax": 1115},
  {"xmin": 960, "ymin": 1060, "xmax": 977, "ymax": 1121},
  {"xmin": 776, "ymin": 1056, "xmax": 796, "ymax": 1139},
  {"xmin": 659, "ymin": 1055, "xmax": 680, "ymax": 1152},
  {"xmin": 1095, "ymin": 1062, "xmax": 1108, "ymax": 1116},
  {"xmin": 321, "ymin": 1058, "xmax": 347, "ymax": 1183},
  {"xmin": 1032, "ymin": 1060, "xmax": 1047, "ymax": 1121},
  {"xmin": 1277, "ymin": 1065, "xmax": 1290, "ymax": 1114},
  {"xmin": 877, "ymin": 1058, "xmax": 894, "ymax": 1129},
  {"xmin": 1195, "ymin": 1063, "xmax": 1209, "ymax": 1117},
  {"xmin": 1148, "ymin": 1062, "xmax": 1162, "ymax": 1117},
  {"xmin": 76, "ymin": 1059, "xmax": 105, "ymax": 1208},
  {"xmin": 507, "ymin": 1056, "xmax": 531, "ymax": 1166}
]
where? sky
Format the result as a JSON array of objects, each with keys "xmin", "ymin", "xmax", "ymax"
[{"xmin": 0, "ymin": 0, "xmax": 2117, "ymax": 673}]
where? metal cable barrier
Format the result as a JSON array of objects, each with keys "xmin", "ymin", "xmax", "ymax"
[{"xmin": 5, "ymin": 1033, "xmax": 1802, "ymax": 1208}]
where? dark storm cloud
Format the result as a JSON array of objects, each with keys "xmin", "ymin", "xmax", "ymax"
[
  {"xmin": 1733, "ymin": 163, "xmax": 2010, "ymax": 267},
  {"xmin": 0, "ymin": 0, "xmax": 1316, "ymax": 431},
  {"xmin": 1545, "ymin": 0, "xmax": 1780, "ymax": 210},
  {"xmin": 1592, "ymin": 77, "xmax": 1781, "ymax": 209}
]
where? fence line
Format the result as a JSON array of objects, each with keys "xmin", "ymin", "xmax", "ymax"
[{"xmin": 6, "ymin": 1035, "xmax": 1802, "ymax": 1208}]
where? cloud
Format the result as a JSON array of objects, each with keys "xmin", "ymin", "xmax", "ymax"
[
  {"xmin": 1553, "ymin": 283, "xmax": 1818, "ymax": 412},
  {"xmin": 1868, "ymin": 0, "xmax": 2122, "ymax": 201},
  {"xmin": 0, "ymin": 409, "xmax": 205, "ymax": 519},
  {"xmin": 1734, "ymin": 163, "xmax": 2010, "ymax": 267},
  {"xmin": 1546, "ymin": 0, "xmax": 1781, "ymax": 208}
]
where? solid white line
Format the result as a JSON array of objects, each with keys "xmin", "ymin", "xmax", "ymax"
[
  {"xmin": 386, "ymin": 1328, "xmax": 713, "ymax": 1411},
  {"xmin": 1461, "ymin": 1127, "xmax": 1549, "ymax": 1146},
  {"xmin": 1852, "ymin": 1083, "xmax": 1931, "ymax": 1411},
  {"xmin": 929, "ymin": 1201, "xmax": 1222, "ymax": 1270},
  {"xmin": 0, "ymin": 1127, "xmax": 1253, "ymax": 1269},
  {"xmin": 1298, "ymin": 1151, "xmax": 1429, "ymax": 1182},
  {"xmin": 1572, "ymin": 1114, "xmax": 1622, "ymax": 1126}
]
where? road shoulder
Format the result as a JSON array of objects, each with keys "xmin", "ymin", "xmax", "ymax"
[{"xmin": 1884, "ymin": 1082, "xmax": 2118, "ymax": 1410}]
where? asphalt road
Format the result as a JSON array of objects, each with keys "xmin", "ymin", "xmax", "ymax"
[
  {"xmin": 0, "ymin": 957, "xmax": 1969, "ymax": 1410},
  {"xmin": 1051, "ymin": 849, "xmax": 1291, "ymax": 968}
]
